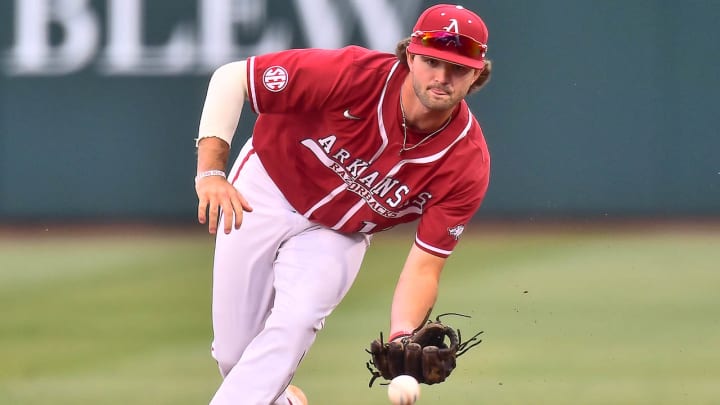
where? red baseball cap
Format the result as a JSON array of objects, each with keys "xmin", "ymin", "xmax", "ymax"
[{"xmin": 407, "ymin": 4, "xmax": 489, "ymax": 69}]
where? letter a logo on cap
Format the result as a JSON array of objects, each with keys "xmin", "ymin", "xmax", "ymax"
[{"xmin": 444, "ymin": 18, "xmax": 460, "ymax": 34}]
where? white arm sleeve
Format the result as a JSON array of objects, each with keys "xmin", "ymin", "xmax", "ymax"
[{"xmin": 195, "ymin": 60, "xmax": 249, "ymax": 147}]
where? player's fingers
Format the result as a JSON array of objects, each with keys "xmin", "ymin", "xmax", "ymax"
[
  {"xmin": 197, "ymin": 179, "xmax": 243, "ymax": 234},
  {"xmin": 230, "ymin": 199, "xmax": 243, "ymax": 230},
  {"xmin": 230, "ymin": 192, "xmax": 252, "ymax": 230},
  {"xmin": 197, "ymin": 197, "xmax": 208, "ymax": 224},
  {"xmin": 207, "ymin": 198, "xmax": 220, "ymax": 234},
  {"xmin": 221, "ymin": 200, "xmax": 235, "ymax": 234},
  {"xmin": 237, "ymin": 192, "xmax": 253, "ymax": 213}
]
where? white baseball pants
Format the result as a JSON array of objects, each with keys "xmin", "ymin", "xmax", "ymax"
[{"xmin": 208, "ymin": 139, "xmax": 370, "ymax": 405}]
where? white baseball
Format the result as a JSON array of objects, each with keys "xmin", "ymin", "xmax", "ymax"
[{"xmin": 387, "ymin": 375, "xmax": 420, "ymax": 405}]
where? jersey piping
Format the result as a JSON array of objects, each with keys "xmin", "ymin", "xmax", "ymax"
[
  {"xmin": 415, "ymin": 234, "xmax": 453, "ymax": 256},
  {"xmin": 386, "ymin": 114, "xmax": 474, "ymax": 177},
  {"xmin": 247, "ymin": 57, "xmax": 259, "ymax": 113},
  {"xmin": 369, "ymin": 60, "xmax": 400, "ymax": 164}
]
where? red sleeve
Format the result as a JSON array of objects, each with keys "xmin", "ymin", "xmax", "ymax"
[
  {"xmin": 415, "ymin": 180, "xmax": 488, "ymax": 258},
  {"xmin": 415, "ymin": 144, "xmax": 490, "ymax": 258}
]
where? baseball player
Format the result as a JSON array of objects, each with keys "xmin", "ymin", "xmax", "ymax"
[{"xmin": 194, "ymin": 4, "xmax": 492, "ymax": 404}]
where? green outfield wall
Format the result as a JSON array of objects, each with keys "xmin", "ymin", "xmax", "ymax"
[{"xmin": 1, "ymin": 0, "xmax": 718, "ymax": 220}]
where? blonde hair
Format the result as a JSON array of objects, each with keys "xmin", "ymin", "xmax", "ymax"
[{"xmin": 395, "ymin": 38, "xmax": 492, "ymax": 94}]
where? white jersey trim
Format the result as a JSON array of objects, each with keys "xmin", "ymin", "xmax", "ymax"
[
  {"xmin": 332, "ymin": 200, "xmax": 365, "ymax": 230},
  {"xmin": 304, "ymin": 183, "xmax": 346, "ymax": 218},
  {"xmin": 369, "ymin": 60, "xmax": 400, "ymax": 164},
  {"xmin": 248, "ymin": 57, "xmax": 260, "ymax": 113},
  {"xmin": 415, "ymin": 234, "xmax": 453, "ymax": 256},
  {"xmin": 386, "ymin": 111, "xmax": 473, "ymax": 177},
  {"xmin": 300, "ymin": 139, "xmax": 348, "ymax": 217}
]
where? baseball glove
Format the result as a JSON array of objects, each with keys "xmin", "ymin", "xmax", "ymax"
[{"xmin": 365, "ymin": 313, "xmax": 483, "ymax": 387}]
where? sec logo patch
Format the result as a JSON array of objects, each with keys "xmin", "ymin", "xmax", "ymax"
[{"xmin": 263, "ymin": 66, "xmax": 288, "ymax": 92}]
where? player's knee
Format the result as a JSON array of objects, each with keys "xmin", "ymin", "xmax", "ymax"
[
  {"xmin": 268, "ymin": 309, "xmax": 326, "ymax": 335},
  {"xmin": 216, "ymin": 360, "xmax": 234, "ymax": 378},
  {"xmin": 211, "ymin": 342, "xmax": 241, "ymax": 377}
]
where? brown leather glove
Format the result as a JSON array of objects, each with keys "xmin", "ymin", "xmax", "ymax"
[{"xmin": 366, "ymin": 314, "xmax": 484, "ymax": 387}]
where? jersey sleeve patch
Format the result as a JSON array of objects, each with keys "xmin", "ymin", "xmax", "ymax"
[
  {"xmin": 262, "ymin": 65, "xmax": 289, "ymax": 92},
  {"xmin": 447, "ymin": 224, "xmax": 465, "ymax": 240}
]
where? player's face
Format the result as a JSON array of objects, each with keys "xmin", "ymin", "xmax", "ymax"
[{"xmin": 408, "ymin": 54, "xmax": 481, "ymax": 112}]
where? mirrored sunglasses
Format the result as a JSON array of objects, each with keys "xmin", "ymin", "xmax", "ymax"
[{"xmin": 411, "ymin": 31, "xmax": 487, "ymax": 59}]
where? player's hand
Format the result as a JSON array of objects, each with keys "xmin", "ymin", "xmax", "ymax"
[{"xmin": 196, "ymin": 176, "xmax": 253, "ymax": 234}]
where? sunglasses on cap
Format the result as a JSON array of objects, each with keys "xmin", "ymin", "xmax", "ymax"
[{"xmin": 411, "ymin": 30, "xmax": 487, "ymax": 59}]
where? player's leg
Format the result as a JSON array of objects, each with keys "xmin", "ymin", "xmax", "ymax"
[
  {"xmin": 210, "ymin": 223, "xmax": 370, "ymax": 405},
  {"xmin": 210, "ymin": 215, "xmax": 276, "ymax": 376},
  {"xmin": 268, "ymin": 226, "xmax": 369, "ymax": 405},
  {"xmin": 210, "ymin": 140, "xmax": 300, "ymax": 376}
]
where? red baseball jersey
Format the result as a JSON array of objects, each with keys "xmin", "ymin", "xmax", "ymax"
[{"xmin": 244, "ymin": 46, "xmax": 490, "ymax": 257}]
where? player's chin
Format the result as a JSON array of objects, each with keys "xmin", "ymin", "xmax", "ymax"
[{"xmin": 426, "ymin": 96, "xmax": 456, "ymax": 111}]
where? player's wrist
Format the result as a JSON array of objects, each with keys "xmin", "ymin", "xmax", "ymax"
[
  {"xmin": 195, "ymin": 170, "xmax": 227, "ymax": 185},
  {"xmin": 388, "ymin": 330, "xmax": 412, "ymax": 342}
]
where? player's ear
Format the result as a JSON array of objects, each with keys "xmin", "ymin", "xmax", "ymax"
[{"xmin": 405, "ymin": 49, "xmax": 414, "ymax": 71}]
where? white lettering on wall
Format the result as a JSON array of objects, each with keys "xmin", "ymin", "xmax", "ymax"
[
  {"xmin": 1, "ymin": 0, "xmax": 413, "ymax": 76},
  {"xmin": 7, "ymin": 0, "xmax": 100, "ymax": 74},
  {"xmin": 99, "ymin": 0, "xmax": 195, "ymax": 75}
]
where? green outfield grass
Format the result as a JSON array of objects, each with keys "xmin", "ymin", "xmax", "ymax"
[{"xmin": 1, "ymin": 223, "xmax": 719, "ymax": 404}]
